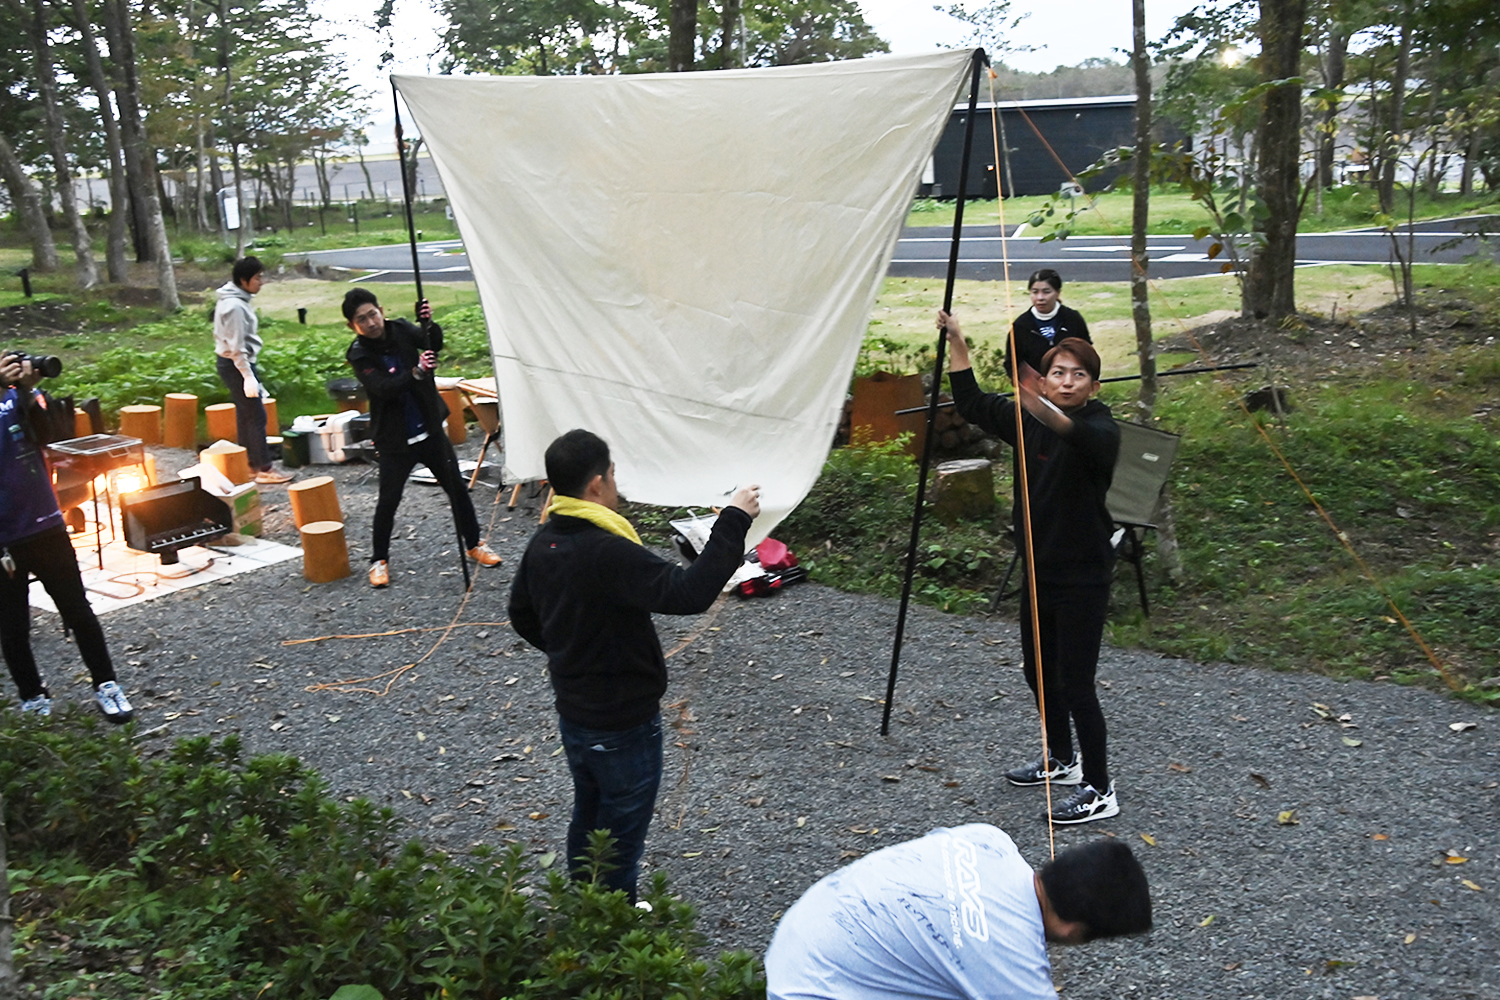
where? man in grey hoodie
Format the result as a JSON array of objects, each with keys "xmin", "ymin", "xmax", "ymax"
[{"xmin": 214, "ymin": 256, "xmax": 292, "ymax": 485}]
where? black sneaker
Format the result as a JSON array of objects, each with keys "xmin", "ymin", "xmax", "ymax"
[
  {"xmin": 1005, "ymin": 755, "xmax": 1083, "ymax": 787},
  {"xmin": 1048, "ymin": 782, "xmax": 1119, "ymax": 825}
]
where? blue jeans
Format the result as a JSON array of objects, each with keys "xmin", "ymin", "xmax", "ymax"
[
  {"xmin": 215, "ymin": 355, "xmax": 269, "ymax": 471},
  {"xmin": 558, "ymin": 714, "xmax": 662, "ymax": 901}
]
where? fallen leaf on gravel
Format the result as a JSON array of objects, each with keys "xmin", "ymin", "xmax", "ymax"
[
  {"xmin": 493, "ymin": 821, "xmax": 516, "ymax": 831},
  {"xmin": 683, "ymin": 851, "xmax": 702, "ymax": 858},
  {"xmin": 1250, "ymin": 773, "xmax": 1271, "ymax": 789},
  {"xmin": 1223, "ymin": 962, "xmax": 1240, "ymax": 971},
  {"xmin": 746, "ymin": 797, "xmax": 765, "ymax": 807},
  {"xmin": 1198, "ymin": 915, "xmax": 1215, "ymax": 927},
  {"xmin": 528, "ymin": 811, "xmax": 548, "ymax": 820},
  {"xmin": 1140, "ymin": 833, "xmax": 1157, "ymax": 847},
  {"xmin": 1278, "ymin": 810, "xmax": 1299, "ymax": 825},
  {"xmin": 1461, "ymin": 879, "xmax": 1482, "ymax": 891},
  {"xmin": 796, "ymin": 817, "xmax": 807, "ymax": 828},
  {"xmin": 880, "ymin": 775, "xmax": 901, "ymax": 783},
  {"xmin": 1342, "ymin": 737, "xmax": 1363, "ymax": 747},
  {"xmin": 504, "ymin": 676, "xmax": 518, "ymax": 685},
  {"xmin": 538, "ymin": 852, "xmax": 556, "ymax": 869},
  {"xmin": 324, "ymin": 715, "xmax": 341, "ymax": 723},
  {"xmin": 770, "ymin": 673, "xmax": 784, "ymax": 680},
  {"xmin": 700, "ymin": 826, "xmax": 720, "ymax": 833},
  {"xmin": 1445, "ymin": 851, "xmax": 1468, "ymax": 864},
  {"xmin": 944, "ymin": 781, "xmax": 961, "ymax": 788},
  {"xmin": 420, "ymin": 794, "xmax": 434, "ymax": 805},
  {"xmin": 416, "ymin": 732, "xmax": 427, "ymax": 742},
  {"xmin": 1310, "ymin": 703, "xmax": 1334, "ymax": 720},
  {"xmin": 1449, "ymin": 722, "xmax": 1477, "ymax": 732},
  {"xmin": 493, "ymin": 753, "xmax": 525, "ymax": 762},
  {"xmin": 270, "ymin": 722, "xmax": 286, "ymax": 732},
  {"xmin": 401, "ymin": 790, "xmax": 412, "ymax": 798},
  {"xmin": 1372, "ymin": 833, "xmax": 1388, "ymax": 841},
  {"xmin": 512, "ymin": 776, "xmax": 531, "ymax": 783},
  {"xmin": 1404, "ymin": 933, "xmax": 1416, "ymax": 945},
  {"xmin": 1167, "ymin": 762, "xmax": 1191, "ymax": 773}
]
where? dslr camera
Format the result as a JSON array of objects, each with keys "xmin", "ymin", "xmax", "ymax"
[{"xmin": 1, "ymin": 351, "xmax": 63, "ymax": 381}]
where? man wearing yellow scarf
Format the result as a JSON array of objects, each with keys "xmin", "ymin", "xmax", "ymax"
[{"xmin": 509, "ymin": 429, "xmax": 760, "ymax": 901}]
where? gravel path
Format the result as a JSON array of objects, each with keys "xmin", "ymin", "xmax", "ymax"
[{"xmin": 24, "ymin": 440, "xmax": 1499, "ymax": 1000}]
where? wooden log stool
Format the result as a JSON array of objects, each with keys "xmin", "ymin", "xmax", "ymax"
[
  {"xmin": 73, "ymin": 410, "xmax": 92, "ymax": 437},
  {"xmin": 163, "ymin": 393, "xmax": 198, "ymax": 449},
  {"xmin": 118, "ymin": 404, "xmax": 162, "ymax": 444},
  {"xmin": 439, "ymin": 387, "xmax": 467, "ymax": 444},
  {"xmin": 202, "ymin": 441, "xmax": 251, "ymax": 485},
  {"xmin": 300, "ymin": 520, "xmax": 351, "ymax": 583},
  {"xmin": 264, "ymin": 397, "xmax": 279, "ymax": 437},
  {"xmin": 205, "ymin": 402, "xmax": 238, "ymax": 442},
  {"xmin": 287, "ymin": 475, "xmax": 342, "ymax": 529}
]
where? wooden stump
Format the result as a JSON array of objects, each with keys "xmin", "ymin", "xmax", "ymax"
[
  {"xmin": 163, "ymin": 393, "xmax": 198, "ymax": 449},
  {"xmin": 439, "ymin": 387, "xmax": 467, "ymax": 444},
  {"xmin": 300, "ymin": 520, "xmax": 351, "ymax": 583},
  {"xmin": 928, "ymin": 458, "xmax": 995, "ymax": 524},
  {"xmin": 119, "ymin": 405, "xmax": 162, "ymax": 444},
  {"xmin": 264, "ymin": 397, "xmax": 279, "ymax": 436},
  {"xmin": 288, "ymin": 475, "xmax": 341, "ymax": 528},
  {"xmin": 202, "ymin": 441, "xmax": 251, "ymax": 485},
  {"xmin": 205, "ymin": 402, "xmax": 238, "ymax": 442},
  {"xmin": 73, "ymin": 410, "xmax": 91, "ymax": 438}
]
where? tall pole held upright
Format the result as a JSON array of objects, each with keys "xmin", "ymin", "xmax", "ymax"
[{"xmin": 880, "ymin": 48, "xmax": 989, "ymax": 736}]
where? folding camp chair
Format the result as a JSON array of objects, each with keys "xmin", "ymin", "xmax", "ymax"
[
  {"xmin": 457, "ymin": 377, "xmax": 503, "ymax": 491},
  {"xmin": 990, "ymin": 419, "xmax": 1181, "ymax": 616}
]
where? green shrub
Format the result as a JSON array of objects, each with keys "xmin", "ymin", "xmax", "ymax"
[{"xmin": 1, "ymin": 714, "xmax": 763, "ymax": 1000}]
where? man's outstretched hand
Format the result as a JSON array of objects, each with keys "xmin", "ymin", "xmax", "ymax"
[{"xmin": 727, "ymin": 484, "xmax": 761, "ymax": 519}]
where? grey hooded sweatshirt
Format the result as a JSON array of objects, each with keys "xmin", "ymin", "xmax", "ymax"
[{"xmin": 213, "ymin": 281, "xmax": 262, "ymax": 377}]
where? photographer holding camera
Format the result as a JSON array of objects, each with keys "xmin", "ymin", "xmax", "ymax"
[{"xmin": 1, "ymin": 352, "xmax": 133, "ymax": 721}]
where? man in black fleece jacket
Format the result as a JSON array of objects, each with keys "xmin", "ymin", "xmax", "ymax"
[
  {"xmin": 940, "ymin": 310, "xmax": 1122, "ymax": 826},
  {"xmin": 509, "ymin": 429, "xmax": 760, "ymax": 899}
]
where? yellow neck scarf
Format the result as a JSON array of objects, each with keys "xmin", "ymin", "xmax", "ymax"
[{"xmin": 546, "ymin": 495, "xmax": 642, "ymax": 546}]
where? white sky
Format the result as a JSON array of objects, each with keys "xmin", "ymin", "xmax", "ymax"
[{"xmin": 317, "ymin": 0, "xmax": 1208, "ymax": 153}]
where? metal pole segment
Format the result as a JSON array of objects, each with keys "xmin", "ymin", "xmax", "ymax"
[
  {"xmin": 392, "ymin": 79, "xmax": 470, "ymax": 592},
  {"xmin": 881, "ymin": 48, "xmax": 989, "ymax": 736}
]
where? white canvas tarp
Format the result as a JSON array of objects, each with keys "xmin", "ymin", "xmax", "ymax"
[{"xmin": 393, "ymin": 50, "xmax": 974, "ymax": 542}]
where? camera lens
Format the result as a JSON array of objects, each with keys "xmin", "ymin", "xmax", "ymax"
[{"xmin": 32, "ymin": 355, "xmax": 62, "ymax": 378}]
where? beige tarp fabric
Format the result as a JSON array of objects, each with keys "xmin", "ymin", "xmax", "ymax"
[{"xmin": 393, "ymin": 50, "xmax": 973, "ymax": 543}]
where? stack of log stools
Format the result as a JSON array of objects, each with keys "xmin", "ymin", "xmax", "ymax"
[{"xmin": 290, "ymin": 476, "xmax": 349, "ymax": 583}]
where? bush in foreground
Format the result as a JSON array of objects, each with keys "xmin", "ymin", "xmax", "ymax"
[{"xmin": 0, "ymin": 711, "xmax": 762, "ymax": 999}]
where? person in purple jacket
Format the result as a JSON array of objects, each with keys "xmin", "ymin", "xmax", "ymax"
[
  {"xmin": 941, "ymin": 310, "xmax": 1122, "ymax": 825},
  {"xmin": 508, "ymin": 429, "xmax": 760, "ymax": 900},
  {"xmin": 0, "ymin": 352, "xmax": 132, "ymax": 722}
]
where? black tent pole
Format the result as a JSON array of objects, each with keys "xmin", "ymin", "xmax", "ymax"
[
  {"xmin": 881, "ymin": 48, "xmax": 989, "ymax": 736},
  {"xmin": 393, "ymin": 80, "xmax": 471, "ymax": 593}
]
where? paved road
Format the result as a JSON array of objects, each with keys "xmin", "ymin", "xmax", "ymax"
[{"xmin": 287, "ymin": 215, "xmax": 1498, "ymax": 284}]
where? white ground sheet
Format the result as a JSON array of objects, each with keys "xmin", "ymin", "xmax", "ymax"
[{"xmin": 394, "ymin": 50, "xmax": 974, "ymax": 542}]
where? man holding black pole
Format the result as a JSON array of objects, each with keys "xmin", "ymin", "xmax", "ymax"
[{"xmin": 344, "ymin": 288, "xmax": 501, "ymax": 588}]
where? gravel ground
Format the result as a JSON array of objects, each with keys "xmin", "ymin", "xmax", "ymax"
[{"xmin": 23, "ymin": 438, "xmax": 1500, "ymax": 1000}]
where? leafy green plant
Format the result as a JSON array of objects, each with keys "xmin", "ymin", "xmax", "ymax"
[{"xmin": 0, "ymin": 716, "xmax": 764, "ymax": 1000}]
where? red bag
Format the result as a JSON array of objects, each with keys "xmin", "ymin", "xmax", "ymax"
[{"xmin": 755, "ymin": 537, "xmax": 798, "ymax": 573}]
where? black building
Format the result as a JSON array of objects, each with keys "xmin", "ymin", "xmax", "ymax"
[{"xmin": 924, "ymin": 95, "xmax": 1181, "ymax": 199}]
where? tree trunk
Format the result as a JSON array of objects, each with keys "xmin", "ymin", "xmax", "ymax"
[
  {"xmin": 0, "ymin": 131, "xmax": 60, "ymax": 273},
  {"xmin": 1244, "ymin": 0, "xmax": 1306, "ymax": 323},
  {"xmin": 230, "ymin": 141, "xmax": 248, "ymax": 256},
  {"xmin": 1377, "ymin": 12, "xmax": 1411, "ymax": 213},
  {"xmin": 31, "ymin": 0, "xmax": 100, "ymax": 289},
  {"xmin": 71, "ymin": 0, "xmax": 130, "ymax": 283},
  {"xmin": 104, "ymin": 0, "xmax": 179, "ymax": 309},
  {"xmin": 1, "ymin": 791, "xmax": 13, "ymax": 1000},
  {"xmin": 1316, "ymin": 26, "xmax": 1345, "ymax": 191},
  {"xmin": 1460, "ymin": 124, "xmax": 1479, "ymax": 196},
  {"xmin": 719, "ymin": 0, "xmax": 739, "ymax": 68},
  {"xmin": 669, "ymin": 0, "xmax": 696, "ymax": 72}
]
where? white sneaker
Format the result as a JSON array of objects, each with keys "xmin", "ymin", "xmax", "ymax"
[
  {"xmin": 20, "ymin": 693, "xmax": 53, "ymax": 716},
  {"xmin": 1048, "ymin": 782, "xmax": 1120, "ymax": 825},
  {"xmin": 95, "ymin": 681, "xmax": 135, "ymax": 724}
]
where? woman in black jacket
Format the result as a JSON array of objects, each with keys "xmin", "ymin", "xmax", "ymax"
[{"xmin": 1005, "ymin": 268, "xmax": 1092, "ymax": 382}]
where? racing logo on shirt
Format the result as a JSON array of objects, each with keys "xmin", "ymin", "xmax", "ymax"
[{"xmin": 941, "ymin": 834, "xmax": 990, "ymax": 945}]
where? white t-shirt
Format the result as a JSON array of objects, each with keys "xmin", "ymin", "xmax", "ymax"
[{"xmin": 765, "ymin": 824, "xmax": 1054, "ymax": 1000}]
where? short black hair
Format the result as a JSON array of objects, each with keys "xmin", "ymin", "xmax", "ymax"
[
  {"xmin": 342, "ymin": 287, "xmax": 381, "ymax": 321},
  {"xmin": 1027, "ymin": 268, "xmax": 1063, "ymax": 292},
  {"xmin": 545, "ymin": 429, "xmax": 611, "ymax": 498},
  {"xmin": 232, "ymin": 256, "xmax": 264, "ymax": 287},
  {"xmin": 1041, "ymin": 337, "xmax": 1102, "ymax": 382},
  {"xmin": 1039, "ymin": 840, "xmax": 1151, "ymax": 941}
]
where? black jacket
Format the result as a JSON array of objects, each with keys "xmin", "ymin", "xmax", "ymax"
[
  {"xmin": 346, "ymin": 318, "xmax": 450, "ymax": 454},
  {"xmin": 951, "ymin": 368, "xmax": 1119, "ymax": 586},
  {"xmin": 509, "ymin": 506, "xmax": 752, "ymax": 730},
  {"xmin": 1004, "ymin": 305, "xmax": 1091, "ymax": 380}
]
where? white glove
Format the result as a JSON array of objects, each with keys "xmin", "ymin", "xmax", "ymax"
[{"xmin": 243, "ymin": 374, "xmax": 261, "ymax": 398}]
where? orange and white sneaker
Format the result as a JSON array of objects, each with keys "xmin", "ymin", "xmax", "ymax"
[
  {"xmin": 368, "ymin": 560, "xmax": 390, "ymax": 588},
  {"xmin": 254, "ymin": 469, "xmax": 294, "ymax": 485},
  {"xmin": 466, "ymin": 542, "xmax": 502, "ymax": 567}
]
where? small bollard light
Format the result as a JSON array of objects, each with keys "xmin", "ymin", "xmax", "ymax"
[
  {"xmin": 19, "ymin": 267, "xmax": 32, "ymax": 297},
  {"xmin": 297, "ymin": 307, "xmax": 307, "ymax": 324}
]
